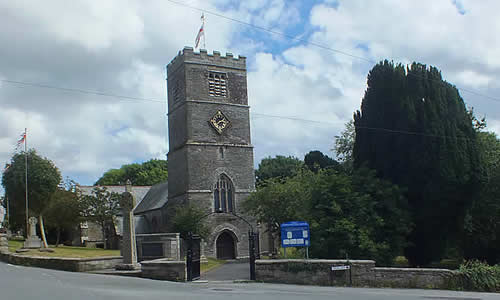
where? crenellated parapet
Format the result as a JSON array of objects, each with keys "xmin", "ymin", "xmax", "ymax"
[{"xmin": 167, "ymin": 46, "xmax": 246, "ymax": 75}]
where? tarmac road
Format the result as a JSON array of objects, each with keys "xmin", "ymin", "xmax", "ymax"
[
  {"xmin": 0, "ymin": 261, "xmax": 497, "ymax": 300},
  {"xmin": 202, "ymin": 260, "xmax": 250, "ymax": 281}
]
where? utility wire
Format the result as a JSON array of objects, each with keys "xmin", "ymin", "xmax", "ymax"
[
  {"xmin": 165, "ymin": 0, "xmax": 374, "ymax": 63},
  {"xmin": 0, "ymin": 79, "xmax": 164, "ymax": 104},
  {"xmin": 0, "ymin": 78, "xmax": 488, "ymax": 141},
  {"xmin": 165, "ymin": 0, "xmax": 500, "ymax": 103}
]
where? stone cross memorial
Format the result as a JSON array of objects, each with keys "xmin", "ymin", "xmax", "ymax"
[
  {"xmin": 23, "ymin": 217, "xmax": 41, "ymax": 249},
  {"xmin": 116, "ymin": 180, "xmax": 139, "ymax": 270}
]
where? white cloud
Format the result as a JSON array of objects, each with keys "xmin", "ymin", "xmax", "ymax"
[
  {"xmin": 0, "ymin": 0, "xmax": 146, "ymax": 52},
  {"xmin": 1, "ymin": 0, "xmax": 500, "ymax": 195}
]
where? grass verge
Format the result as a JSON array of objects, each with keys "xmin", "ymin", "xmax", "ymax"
[
  {"xmin": 8, "ymin": 240, "xmax": 120, "ymax": 258},
  {"xmin": 201, "ymin": 257, "xmax": 226, "ymax": 273}
]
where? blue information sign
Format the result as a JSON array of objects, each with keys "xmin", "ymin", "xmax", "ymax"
[{"xmin": 280, "ymin": 221, "xmax": 310, "ymax": 248}]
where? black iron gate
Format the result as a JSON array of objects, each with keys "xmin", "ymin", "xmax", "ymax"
[
  {"xmin": 186, "ymin": 233, "xmax": 201, "ymax": 281},
  {"xmin": 254, "ymin": 231, "xmax": 260, "ymax": 260}
]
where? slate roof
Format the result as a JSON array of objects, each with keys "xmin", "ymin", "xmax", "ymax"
[
  {"xmin": 133, "ymin": 182, "xmax": 169, "ymax": 215},
  {"xmin": 77, "ymin": 185, "xmax": 152, "ymax": 210}
]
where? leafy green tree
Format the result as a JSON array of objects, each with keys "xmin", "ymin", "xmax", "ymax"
[
  {"xmin": 95, "ymin": 159, "xmax": 167, "ymax": 186},
  {"xmin": 44, "ymin": 188, "xmax": 82, "ymax": 246},
  {"xmin": 2, "ymin": 150, "xmax": 61, "ymax": 247},
  {"xmin": 171, "ymin": 204, "xmax": 210, "ymax": 239},
  {"xmin": 463, "ymin": 131, "xmax": 500, "ymax": 264},
  {"xmin": 334, "ymin": 120, "xmax": 355, "ymax": 171},
  {"xmin": 353, "ymin": 61, "xmax": 481, "ymax": 266},
  {"xmin": 245, "ymin": 168, "xmax": 410, "ymax": 264},
  {"xmin": 78, "ymin": 187, "xmax": 120, "ymax": 249},
  {"xmin": 244, "ymin": 169, "xmax": 315, "ymax": 255},
  {"xmin": 255, "ymin": 155, "xmax": 303, "ymax": 187},
  {"xmin": 304, "ymin": 150, "xmax": 339, "ymax": 172},
  {"xmin": 307, "ymin": 168, "xmax": 410, "ymax": 264},
  {"xmin": 244, "ymin": 170, "xmax": 312, "ymax": 234}
]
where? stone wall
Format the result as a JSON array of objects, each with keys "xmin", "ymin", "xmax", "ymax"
[
  {"xmin": 256, "ymin": 259, "xmax": 375, "ymax": 286},
  {"xmin": 136, "ymin": 233, "xmax": 181, "ymax": 261},
  {"xmin": 0, "ymin": 252, "xmax": 123, "ymax": 272},
  {"xmin": 256, "ymin": 259, "xmax": 457, "ymax": 289},
  {"xmin": 141, "ymin": 258, "xmax": 186, "ymax": 282},
  {"xmin": 373, "ymin": 267, "xmax": 456, "ymax": 289}
]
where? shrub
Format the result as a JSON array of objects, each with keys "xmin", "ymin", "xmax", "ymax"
[{"xmin": 456, "ymin": 260, "xmax": 500, "ymax": 292}]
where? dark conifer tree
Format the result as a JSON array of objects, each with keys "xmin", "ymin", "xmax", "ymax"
[{"xmin": 353, "ymin": 61, "xmax": 481, "ymax": 266}]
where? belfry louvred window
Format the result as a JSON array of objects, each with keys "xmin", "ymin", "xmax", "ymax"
[
  {"xmin": 208, "ymin": 72, "xmax": 227, "ymax": 97},
  {"xmin": 214, "ymin": 174, "xmax": 234, "ymax": 213}
]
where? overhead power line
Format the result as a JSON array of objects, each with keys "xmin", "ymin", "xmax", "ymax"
[
  {"xmin": 165, "ymin": 0, "xmax": 500, "ymax": 103},
  {"xmin": 165, "ymin": 0, "xmax": 374, "ymax": 63},
  {"xmin": 0, "ymin": 79, "xmax": 164, "ymax": 104},
  {"xmin": 0, "ymin": 78, "xmax": 490, "ymax": 141}
]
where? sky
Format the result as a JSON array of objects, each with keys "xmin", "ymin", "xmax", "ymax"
[{"xmin": 1, "ymin": 0, "xmax": 500, "ymax": 195}]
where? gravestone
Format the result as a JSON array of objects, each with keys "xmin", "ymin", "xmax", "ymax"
[
  {"xmin": 116, "ymin": 180, "xmax": 140, "ymax": 270},
  {"xmin": 0, "ymin": 233, "xmax": 8, "ymax": 254},
  {"xmin": 23, "ymin": 217, "xmax": 41, "ymax": 249}
]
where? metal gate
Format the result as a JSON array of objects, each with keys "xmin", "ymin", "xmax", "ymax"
[
  {"xmin": 186, "ymin": 233, "xmax": 201, "ymax": 281},
  {"xmin": 254, "ymin": 231, "xmax": 260, "ymax": 259}
]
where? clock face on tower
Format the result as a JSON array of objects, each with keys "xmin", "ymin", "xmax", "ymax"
[{"xmin": 209, "ymin": 110, "xmax": 230, "ymax": 134}]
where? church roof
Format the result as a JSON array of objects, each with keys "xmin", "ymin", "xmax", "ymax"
[
  {"xmin": 133, "ymin": 182, "xmax": 169, "ymax": 215},
  {"xmin": 77, "ymin": 185, "xmax": 152, "ymax": 210}
]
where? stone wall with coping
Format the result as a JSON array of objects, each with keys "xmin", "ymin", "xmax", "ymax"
[
  {"xmin": 136, "ymin": 233, "xmax": 181, "ymax": 261},
  {"xmin": 373, "ymin": 267, "xmax": 456, "ymax": 289},
  {"xmin": 256, "ymin": 259, "xmax": 457, "ymax": 289},
  {"xmin": 256, "ymin": 259, "xmax": 375, "ymax": 286},
  {"xmin": 141, "ymin": 258, "xmax": 186, "ymax": 282},
  {"xmin": 0, "ymin": 251, "xmax": 122, "ymax": 272}
]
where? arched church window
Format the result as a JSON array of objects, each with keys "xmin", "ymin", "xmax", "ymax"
[{"xmin": 214, "ymin": 174, "xmax": 234, "ymax": 213}]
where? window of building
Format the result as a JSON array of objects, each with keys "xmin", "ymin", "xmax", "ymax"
[
  {"xmin": 214, "ymin": 174, "xmax": 234, "ymax": 213},
  {"xmin": 208, "ymin": 72, "xmax": 227, "ymax": 97}
]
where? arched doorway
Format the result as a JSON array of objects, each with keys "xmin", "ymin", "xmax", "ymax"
[{"xmin": 216, "ymin": 231, "xmax": 236, "ymax": 259}]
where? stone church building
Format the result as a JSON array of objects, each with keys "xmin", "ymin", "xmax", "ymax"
[{"xmin": 134, "ymin": 47, "xmax": 263, "ymax": 259}]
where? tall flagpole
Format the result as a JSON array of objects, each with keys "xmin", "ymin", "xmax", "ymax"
[{"xmin": 24, "ymin": 128, "xmax": 28, "ymax": 238}]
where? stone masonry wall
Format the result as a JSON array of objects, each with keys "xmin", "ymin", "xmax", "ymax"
[
  {"xmin": 373, "ymin": 267, "xmax": 456, "ymax": 289},
  {"xmin": 141, "ymin": 258, "xmax": 186, "ymax": 282},
  {"xmin": 0, "ymin": 252, "xmax": 122, "ymax": 272},
  {"xmin": 256, "ymin": 259, "xmax": 457, "ymax": 289},
  {"xmin": 256, "ymin": 259, "xmax": 375, "ymax": 286}
]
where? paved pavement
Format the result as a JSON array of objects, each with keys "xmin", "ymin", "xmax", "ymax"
[
  {"xmin": 202, "ymin": 260, "xmax": 250, "ymax": 281},
  {"xmin": 1, "ymin": 261, "xmax": 498, "ymax": 300}
]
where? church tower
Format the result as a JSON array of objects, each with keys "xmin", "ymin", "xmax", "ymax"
[{"xmin": 166, "ymin": 47, "xmax": 256, "ymax": 258}]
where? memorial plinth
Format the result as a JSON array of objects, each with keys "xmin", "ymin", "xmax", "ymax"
[{"xmin": 23, "ymin": 217, "xmax": 41, "ymax": 249}]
